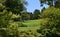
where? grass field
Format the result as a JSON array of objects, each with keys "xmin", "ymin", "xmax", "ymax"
[{"xmin": 17, "ymin": 19, "xmax": 44, "ymax": 32}]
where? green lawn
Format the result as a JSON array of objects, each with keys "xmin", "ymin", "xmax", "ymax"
[
  {"xmin": 17, "ymin": 19, "xmax": 44, "ymax": 32},
  {"xmin": 23, "ymin": 20, "xmax": 41, "ymax": 27}
]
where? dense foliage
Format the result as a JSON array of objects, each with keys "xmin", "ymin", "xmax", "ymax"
[
  {"xmin": 37, "ymin": 7, "xmax": 60, "ymax": 37},
  {"xmin": 37, "ymin": 0, "xmax": 60, "ymax": 37}
]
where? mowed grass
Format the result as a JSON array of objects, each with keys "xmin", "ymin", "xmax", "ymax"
[
  {"xmin": 18, "ymin": 27, "xmax": 40, "ymax": 32},
  {"xmin": 23, "ymin": 20, "xmax": 41, "ymax": 27},
  {"xmin": 17, "ymin": 19, "xmax": 46, "ymax": 32}
]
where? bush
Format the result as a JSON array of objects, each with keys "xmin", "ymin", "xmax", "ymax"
[{"xmin": 37, "ymin": 7, "xmax": 60, "ymax": 37}]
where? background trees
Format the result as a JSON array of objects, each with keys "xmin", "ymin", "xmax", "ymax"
[
  {"xmin": 21, "ymin": 12, "xmax": 30, "ymax": 20},
  {"xmin": 40, "ymin": 0, "xmax": 60, "ymax": 8},
  {"xmin": 33, "ymin": 9, "xmax": 41, "ymax": 19}
]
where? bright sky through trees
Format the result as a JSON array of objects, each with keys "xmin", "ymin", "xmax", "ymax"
[{"xmin": 26, "ymin": 0, "xmax": 49, "ymax": 13}]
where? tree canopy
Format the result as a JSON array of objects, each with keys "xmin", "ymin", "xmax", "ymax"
[
  {"xmin": 2, "ymin": 0, "xmax": 27, "ymax": 14},
  {"xmin": 40, "ymin": 0, "xmax": 60, "ymax": 8}
]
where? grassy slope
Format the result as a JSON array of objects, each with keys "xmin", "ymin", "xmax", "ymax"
[{"xmin": 18, "ymin": 19, "xmax": 44, "ymax": 32}]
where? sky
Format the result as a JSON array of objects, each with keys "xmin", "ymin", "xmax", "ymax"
[{"xmin": 26, "ymin": 0, "xmax": 49, "ymax": 13}]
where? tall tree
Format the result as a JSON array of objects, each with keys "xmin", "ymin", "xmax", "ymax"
[
  {"xmin": 33, "ymin": 9, "xmax": 41, "ymax": 19},
  {"xmin": 3, "ymin": 0, "xmax": 27, "ymax": 14},
  {"xmin": 1, "ymin": 0, "xmax": 28, "ymax": 21}
]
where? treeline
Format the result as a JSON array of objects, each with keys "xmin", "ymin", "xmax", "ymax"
[
  {"xmin": 13, "ymin": 9, "xmax": 41, "ymax": 21},
  {"xmin": 0, "ymin": 0, "xmax": 41, "ymax": 22}
]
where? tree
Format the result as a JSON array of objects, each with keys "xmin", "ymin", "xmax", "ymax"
[
  {"xmin": 0, "ymin": 0, "xmax": 28, "ymax": 37},
  {"xmin": 29, "ymin": 12, "xmax": 33, "ymax": 20},
  {"xmin": 37, "ymin": 7, "xmax": 60, "ymax": 37},
  {"xmin": 0, "ymin": 3, "xmax": 12, "ymax": 28},
  {"xmin": 21, "ymin": 12, "xmax": 30, "ymax": 21},
  {"xmin": 38, "ymin": 1, "xmax": 60, "ymax": 37},
  {"xmin": 33, "ymin": 9, "xmax": 41, "ymax": 19},
  {"xmin": 40, "ymin": 0, "xmax": 60, "ymax": 8},
  {"xmin": 1, "ymin": 0, "xmax": 28, "ymax": 21},
  {"xmin": 55, "ymin": 0, "xmax": 60, "ymax": 8},
  {"xmin": 0, "ymin": 3, "xmax": 13, "ymax": 37},
  {"xmin": 2, "ymin": 0, "xmax": 27, "ymax": 14}
]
